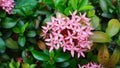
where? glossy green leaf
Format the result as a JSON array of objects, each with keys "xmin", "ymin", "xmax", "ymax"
[
  {"xmin": 99, "ymin": 0, "xmax": 108, "ymax": 13},
  {"xmin": 0, "ymin": 38, "xmax": 6, "ymax": 53},
  {"xmin": 58, "ymin": 62, "xmax": 69, "ymax": 67},
  {"xmin": 101, "ymin": 13, "xmax": 115, "ymax": 18},
  {"xmin": 106, "ymin": 19, "xmax": 120, "ymax": 37},
  {"xmin": 79, "ymin": 5, "xmax": 94, "ymax": 11},
  {"xmin": 27, "ymin": 31, "xmax": 36, "ymax": 37},
  {"xmin": 5, "ymin": 38, "xmax": 19, "ymax": 49},
  {"xmin": 91, "ymin": 15, "xmax": 100, "ymax": 29},
  {"xmin": 31, "ymin": 50, "xmax": 49, "ymax": 61},
  {"xmin": 18, "ymin": 36, "xmax": 26, "ymax": 47},
  {"xmin": 55, "ymin": 53, "xmax": 71, "ymax": 62},
  {"xmin": 90, "ymin": 31, "xmax": 112, "ymax": 43},
  {"xmin": 2, "ymin": 17, "xmax": 17, "ymax": 29}
]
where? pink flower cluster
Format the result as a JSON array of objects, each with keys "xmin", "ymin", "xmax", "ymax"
[
  {"xmin": 78, "ymin": 62, "xmax": 104, "ymax": 68},
  {"xmin": 42, "ymin": 11, "xmax": 94, "ymax": 58},
  {"xmin": 0, "ymin": 0, "xmax": 15, "ymax": 14}
]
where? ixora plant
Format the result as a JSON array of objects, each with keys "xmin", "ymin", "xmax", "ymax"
[{"xmin": 0, "ymin": 0, "xmax": 120, "ymax": 68}]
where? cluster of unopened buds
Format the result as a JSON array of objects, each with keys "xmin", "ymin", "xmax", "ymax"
[
  {"xmin": 42, "ymin": 11, "xmax": 94, "ymax": 58},
  {"xmin": 0, "ymin": 0, "xmax": 15, "ymax": 14},
  {"xmin": 78, "ymin": 62, "xmax": 104, "ymax": 68}
]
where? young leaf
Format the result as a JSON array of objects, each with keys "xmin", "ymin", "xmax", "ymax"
[
  {"xmin": 21, "ymin": 22, "xmax": 28, "ymax": 34},
  {"xmin": 22, "ymin": 63, "xmax": 29, "ymax": 68},
  {"xmin": 79, "ymin": 5, "xmax": 94, "ymax": 11},
  {"xmin": 89, "ymin": 31, "xmax": 112, "ymax": 43},
  {"xmin": 106, "ymin": 19, "xmax": 120, "ymax": 37}
]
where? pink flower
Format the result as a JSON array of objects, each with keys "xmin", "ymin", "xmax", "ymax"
[
  {"xmin": 42, "ymin": 11, "xmax": 94, "ymax": 58},
  {"xmin": 0, "ymin": 0, "xmax": 15, "ymax": 14},
  {"xmin": 78, "ymin": 62, "xmax": 104, "ymax": 68}
]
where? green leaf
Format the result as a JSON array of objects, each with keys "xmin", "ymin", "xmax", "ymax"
[
  {"xmin": 22, "ymin": 63, "xmax": 29, "ymax": 68},
  {"xmin": 101, "ymin": 13, "xmax": 115, "ymax": 18},
  {"xmin": 106, "ymin": 19, "xmax": 120, "ymax": 37},
  {"xmin": 30, "ymin": 64, "xmax": 36, "ymax": 68},
  {"xmin": 12, "ymin": 27, "xmax": 20, "ymax": 33},
  {"xmin": 87, "ymin": 10, "xmax": 95, "ymax": 17},
  {"xmin": 80, "ymin": 59, "xmax": 88, "ymax": 65},
  {"xmin": 18, "ymin": 36, "xmax": 26, "ymax": 47},
  {"xmin": 21, "ymin": 22, "xmax": 28, "ymax": 33},
  {"xmin": 13, "ymin": 0, "xmax": 37, "ymax": 16},
  {"xmin": 0, "ymin": 38, "xmax": 6, "ymax": 53},
  {"xmin": 90, "ymin": 31, "xmax": 112, "ymax": 43},
  {"xmin": 43, "ymin": 0, "xmax": 54, "ymax": 8},
  {"xmin": 106, "ymin": 48, "xmax": 120, "ymax": 67},
  {"xmin": 27, "ymin": 31, "xmax": 36, "ymax": 37},
  {"xmin": 55, "ymin": 53, "xmax": 71, "ymax": 62},
  {"xmin": 31, "ymin": 50, "xmax": 49, "ymax": 61},
  {"xmin": 70, "ymin": 0, "xmax": 78, "ymax": 10},
  {"xmin": 99, "ymin": 0, "xmax": 108, "ymax": 13},
  {"xmin": 1, "ymin": 53, "xmax": 9, "ymax": 60},
  {"xmin": 54, "ymin": 0, "xmax": 66, "ymax": 13},
  {"xmin": 5, "ymin": 38, "xmax": 19, "ymax": 49},
  {"xmin": 0, "ymin": 32, "xmax": 2, "ymax": 36},
  {"xmin": 9, "ymin": 59, "xmax": 20, "ymax": 68},
  {"xmin": 68, "ymin": 59, "xmax": 77, "ymax": 68},
  {"xmin": 79, "ymin": 5, "xmax": 94, "ymax": 11},
  {"xmin": 64, "ymin": 7, "xmax": 73, "ymax": 16},
  {"xmin": 58, "ymin": 62, "xmax": 69, "ymax": 67},
  {"xmin": 116, "ymin": 40, "xmax": 120, "ymax": 46},
  {"xmin": 50, "ymin": 50, "xmax": 55, "ymax": 58},
  {"xmin": 78, "ymin": 0, "xmax": 88, "ymax": 9},
  {"xmin": 2, "ymin": 17, "xmax": 17, "ymax": 29},
  {"xmin": 91, "ymin": 15, "xmax": 100, "ymax": 29},
  {"xmin": 106, "ymin": 0, "xmax": 115, "ymax": 9}
]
